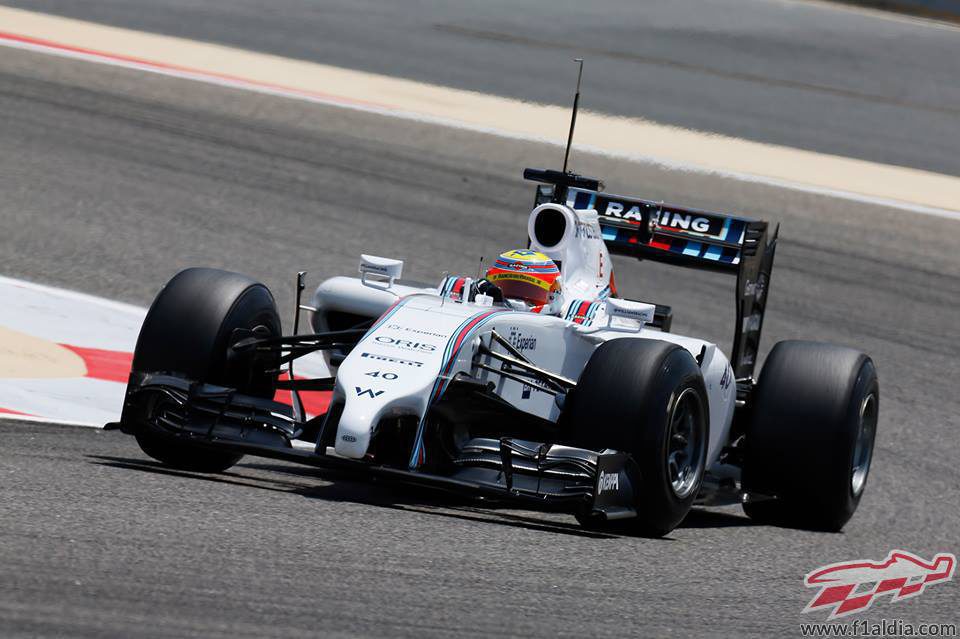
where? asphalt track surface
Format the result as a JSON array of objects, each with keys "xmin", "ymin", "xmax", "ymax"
[
  {"xmin": 7, "ymin": 0, "xmax": 960, "ymax": 177},
  {"xmin": 0, "ymin": 47, "xmax": 958, "ymax": 637}
]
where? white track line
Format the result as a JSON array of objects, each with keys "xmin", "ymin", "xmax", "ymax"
[
  {"xmin": 0, "ymin": 274, "xmax": 146, "ymax": 315},
  {"xmin": 0, "ymin": 413, "xmax": 103, "ymax": 428}
]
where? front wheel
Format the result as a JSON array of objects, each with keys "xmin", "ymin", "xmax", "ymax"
[
  {"xmin": 741, "ymin": 340, "xmax": 879, "ymax": 531},
  {"xmin": 562, "ymin": 339, "xmax": 709, "ymax": 537},
  {"xmin": 130, "ymin": 268, "xmax": 281, "ymax": 473}
]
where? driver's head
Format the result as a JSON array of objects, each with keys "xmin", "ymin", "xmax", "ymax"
[{"xmin": 485, "ymin": 250, "xmax": 561, "ymax": 308}]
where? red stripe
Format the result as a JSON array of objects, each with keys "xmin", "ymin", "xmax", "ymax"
[
  {"xmin": 650, "ymin": 239, "xmax": 673, "ymax": 251},
  {"xmin": 0, "ymin": 32, "xmax": 390, "ymax": 110},
  {"xmin": 57, "ymin": 342, "xmax": 332, "ymax": 416},
  {"xmin": 432, "ymin": 310, "xmax": 505, "ymax": 402},
  {"xmin": 444, "ymin": 311, "xmax": 499, "ymax": 375},
  {"xmin": 59, "ymin": 344, "xmax": 133, "ymax": 384},
  {"xmin": 369, "ymin": 297, "xmax": 405, "ymax": 331},
  {"xmin": 575, "ymin": 301, "xmax": 591, "ymax": 323},
  {"xmin": 273, "ymin": 388, "xmax": 332, "ymax": 416},
  {"xmin": 0, "ymin": 407, "xmax": 32, "ymax": 417}
]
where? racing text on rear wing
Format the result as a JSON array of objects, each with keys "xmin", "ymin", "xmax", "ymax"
[{"xmin": 565, "ymin": 187, "xmax": 765, "ymax": 273}]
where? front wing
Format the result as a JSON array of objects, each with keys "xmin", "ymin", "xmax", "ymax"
[{"xmin": 110, "ymin": 372, "xmax": 643, "ymax": 522}]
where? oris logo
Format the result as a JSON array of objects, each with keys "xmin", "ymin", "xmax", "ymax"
[
  {"xmin": 374, "ymin": 336, "xmax": 437, "ymax": 352},
  {"xmin": 598, "ymin": 471, "xmax": 620, "ymax": 493}
]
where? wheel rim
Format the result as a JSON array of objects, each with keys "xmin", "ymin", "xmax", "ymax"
[
  {"xmin": 851, "ymin": 393, "xmax": 877, "ymax": 497},
  {"xmin": 666, "ymin": 387, "xmax": 705, "ymax": 499}
]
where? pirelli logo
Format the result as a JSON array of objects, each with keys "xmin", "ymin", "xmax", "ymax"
[{"xmin": 360, "ymin": 352, "xmax": 423, "ymax": 368}]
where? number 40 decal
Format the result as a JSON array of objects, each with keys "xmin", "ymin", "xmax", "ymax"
[
  {"xmin": 355, "ymin": 371, "xmax": 398, "ymax": 398},
  {"xmin": 365, "ymin": 371, "xmax": 398, "ymax": 380}
]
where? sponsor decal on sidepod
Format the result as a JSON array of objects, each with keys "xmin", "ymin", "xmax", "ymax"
[{"xmin": 507, "ymin": 328, "xmax": 537, "ymax": 352}]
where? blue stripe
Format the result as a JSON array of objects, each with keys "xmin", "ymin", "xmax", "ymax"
[
  {"xmin": 720, "ymin": 218, "xmax": 732, "ymax": 241},
  {"xmin": 727, "ymin": 219, "xmax": 745, "ymax": 245},
  {"xmin": 408, "ymin": 310, "xmax": 514, "ymax": 469},
  {"xmin": 573, "ymin": 190, "xmax": 592, "ymax": 209},
  {"xmin": 440, "ymin": 276, "xmax": 455, "ymax": 296},
  {"xmin": 362, "ymin": 297, "xmax": 410, "ymax": 340},
  {"xmin": 720, "ymin": 247, "xmax": 739, "ymax": 263},
  {"xmin": 683, "ymin": 241, "xmax": 702, "ymax": 257},
  {"xmin": 409, "ymin": 312, "xmax": 484, "ymax": 469},
  {"xmin": 584, "ymin": 301, "xmax": 601, "ymax": 325},
  {"xmin": 704, "ymin": 245, "xmax": 723, "ymax": 261}
]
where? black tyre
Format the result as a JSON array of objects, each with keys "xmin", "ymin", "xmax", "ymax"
[
  {"xmin": 131, "ymin": 268, "xmax": 281, "ymax": 473},
  {"xmin": 562, "ymin": 339, "xmax": 709, "ymax": 537},
  {"xmin": 742, "ymin": 340, "xmax": 878, "ymax": 531}
]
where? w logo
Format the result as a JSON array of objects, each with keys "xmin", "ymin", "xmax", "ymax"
[
  {"xmin": 803, "ymin": 550, "xmax": 955, "ymax": 619},
  {"xmin": 355, "ymin": 387, "xmax": 384, "ymax": 399}
]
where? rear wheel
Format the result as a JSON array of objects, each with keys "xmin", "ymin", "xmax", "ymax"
[
  {"xmin": 130, "ymin": 268, "xmax": 281, "ymax": 473},
  {"xmin": 741, "ymin": 340, "xmax": 879, "ymax": 531},
  {"xmin": 562, "ymin": 339, "xmax": 709, "ymax": 537}
]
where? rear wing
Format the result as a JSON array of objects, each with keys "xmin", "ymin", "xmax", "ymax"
[{"xmin": 524, "ymin": 168, "xmax": 778, "ymax": 380}]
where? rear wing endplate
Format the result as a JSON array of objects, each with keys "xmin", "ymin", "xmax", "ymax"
[{"xmin": 524, "ymin": 168, "xmax": 778, "ymax": 379}]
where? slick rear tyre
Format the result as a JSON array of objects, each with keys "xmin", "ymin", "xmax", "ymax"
[
  {"xmin": 131, "ymin": 268, "xmax": 281, "ymax": 473},
  {"xmin": 562, "ymin": 339, "xmax": 709, "ymax": 537},
  {"xmin": 741, "ymin": 340, "xmax": 878, "ymax": 531}
]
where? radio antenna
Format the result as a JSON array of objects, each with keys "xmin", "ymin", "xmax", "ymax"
[{"xmin": 562, "ymin": 58, "xmax": 584, "ymax": 174}]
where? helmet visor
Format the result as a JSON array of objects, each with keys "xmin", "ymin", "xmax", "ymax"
[{"xmin": 494, "ymin": 276, "xmax": 550, "ymax": 305}]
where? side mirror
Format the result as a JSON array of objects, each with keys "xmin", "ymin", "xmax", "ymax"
[
  {"xmin": 605, "ymin": 298, "xmax": 656, "ymax": 328},
  {"xmin": 359, "ymin": 254, "xmax": 403, "ymax": 291}
]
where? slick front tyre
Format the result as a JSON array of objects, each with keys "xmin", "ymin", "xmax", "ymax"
[
  {"xmin": 562, "ymin": 339, "xmax": 709, "ymax": 537},
  {"xmin": 741, "ymin": 340, "xmax": 879, "ymax": 531},
  {"xmin": 131, "ymin": 268, "xmax": 281, "ymax": 473}
]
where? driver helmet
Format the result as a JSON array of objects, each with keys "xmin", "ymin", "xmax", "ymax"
[{"xmin": 485, "ymin": 249, "xmax": 561, "ymax": 310}]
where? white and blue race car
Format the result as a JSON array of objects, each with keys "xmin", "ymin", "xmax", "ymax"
[{"xmin": 110, "ymin": 168, "xmax": 878, "ymax": 536}]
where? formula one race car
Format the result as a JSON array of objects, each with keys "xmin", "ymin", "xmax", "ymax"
[{"xmin": 110, "ymin": 167, "xmax": 878, "ymax": 536}]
